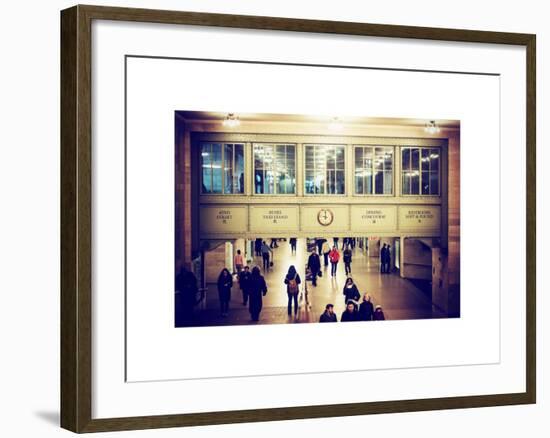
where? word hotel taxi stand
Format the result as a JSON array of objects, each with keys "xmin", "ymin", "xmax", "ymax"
[{"xmin": 175, "ymin": 112, "xmax": 460, "ymax": 316}]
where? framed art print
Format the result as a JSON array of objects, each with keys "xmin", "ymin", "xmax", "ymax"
[{"xmin": 60, "ymin": 5, "xmax": 536, "ymax": 433}]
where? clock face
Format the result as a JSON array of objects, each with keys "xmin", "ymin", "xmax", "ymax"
[{"xmin": 317, "ymin": 208, "xmax": 334, "ymax": 226}]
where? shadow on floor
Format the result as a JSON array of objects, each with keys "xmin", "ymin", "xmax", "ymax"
[{"xmin": 34, "ymin": 410, "xmax": 59, "ymax": 427}]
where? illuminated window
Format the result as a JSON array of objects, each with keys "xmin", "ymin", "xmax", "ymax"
[
  {"xmin": 401, "ymin": 147, "xmax": 440, "ymax": 195},
  {"xmin": 201, "ymin": 143, "xmax": 244, "ymax": 194},
  {"xmin": 305, "ymin": 145, "xmax": 345, "ymax": 195},
  {"xmin": 354, "ymin": 146, "xmax": 393, "ymax": 195},
  {"xmin": 253, "ymin": 144, "xmax": 296, "ymax": 194}
]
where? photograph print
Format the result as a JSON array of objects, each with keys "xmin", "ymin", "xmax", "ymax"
[{"xmin": 174, "ymin": 111, "xmax": 460, "ymax": 328}]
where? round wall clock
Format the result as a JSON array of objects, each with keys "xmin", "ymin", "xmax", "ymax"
[{"xmin": 317, "ymin": 208, "xmax": 334, "ymax": 226}]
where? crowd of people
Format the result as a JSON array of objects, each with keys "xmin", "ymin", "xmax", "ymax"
[
  {"xmin": 319, "ymin": 300, "xmax": 386, "ymax": 323},
  {"xmin": 176, "ymin": 238, "xmax": 389, "ymax": 325}
]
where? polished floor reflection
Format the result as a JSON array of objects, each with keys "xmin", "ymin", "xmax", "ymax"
[{"xmin": 180, "ymin": 238, "xmax": 448, "ymax": 327}]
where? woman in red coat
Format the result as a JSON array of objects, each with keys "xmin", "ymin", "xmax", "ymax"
[{"xmin": 328, "ymin": 246, "xmax": 340, "ymax": 277}]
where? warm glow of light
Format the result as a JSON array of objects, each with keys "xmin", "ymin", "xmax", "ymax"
[
  {"xmin": 328, "ymin": 117, "xmax": 344, "ymax": 131},
  {"xmin": 424, "ymin": 120, "xmax": 441, "ymax": 134},
  {"xmin": 222, "ymin": 113, "xmax": 240, "ymax": 128}
]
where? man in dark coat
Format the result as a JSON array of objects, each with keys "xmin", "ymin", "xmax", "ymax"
[
  {"xmin": 343, "ymin": 245, "xmax": 353, "ymax": 275},
  {"xmin": 255, "ymin": 238, "xmax": 263, "ymax": 256},
  {"xmin": 307, "ymin": 248, "xmax": 321, "ymax": 286},
  {"xmin": 380, "ymin": 243, "xmax": 387, "ymax": 273},
  {"xmin": 358, "ymin": 294, "xmax": 374, "ymax": 321},
  {"xmin": 385, "ymin": 245, "xmax": 392, "ymax": 274},
  {"xmin": 217, "ymin": 268, "xmax": 233, "ymax": 317},
  {"xmin": 289, "ymin": 237, "xmax": 297, "ymax": 253},
  {"xmin": 175, "ymin": 266, "xmax": 198, "ymax": 326},
  {"xmin": 238, "ymin": 265, "xmax": 252, "ymax": 306},
  {"xmin": 319, "ymin": 304, "xmax": 337, "ymax": 322},
  {"xmin": 248, "ymin": 266, "xmax": 268, "ymax": 322},
  {"xmin": 341, "ymin": 301, "xmax": 359, "ymax": 322}
]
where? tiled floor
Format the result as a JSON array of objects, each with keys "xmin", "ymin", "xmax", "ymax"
[{"xmin": 180, "ymin": 238, "xmax": 448, "ymax": 327}]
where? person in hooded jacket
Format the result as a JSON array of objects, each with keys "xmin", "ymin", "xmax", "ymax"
[
  {"xmin": 248, "ymin": 266, "xmax": 268, "ymax": 322},
  {"xmin": 284, "ymin": 265, "xmax": 302, "ymax": 316},
  {"xmin": 373, "ymin": 305, "xmax": 386, "ymax": 321}
]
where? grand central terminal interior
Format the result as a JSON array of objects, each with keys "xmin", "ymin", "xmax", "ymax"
[{"xmin": 174, "ymin": 111, "xmax": 460, "ymax": 327}]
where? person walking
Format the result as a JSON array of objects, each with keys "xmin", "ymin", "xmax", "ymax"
[
  {"xmin": 238, "ymin": 265, "xmax": 252, "ymax": 306},
  {"xmin": 343, "ymin": 277, "xmax": 360, "ymax": 307},
  {"xmin": 343, "ymin": 245, "xmax": 353, "ymax": 275},
  {"xmin": 380, "ymin": 243, "xmax": 387, "ymax": 273},
  {"xmin": 329, "ymin": 246, "xmax": 340, "ymax": 277},
  {"xmin": 358, "ymin": 293, "xmax": 374, "ymax": 321},
  {"xmin": 175, "ymin": 266, "xmax": 199, "ymax": 326},
  {"xmin": 307, "ymin": 248, "xmax": 321, "ymax": 287},
  {"xmin": 316, "ymin": 238, "xmax": 324, "ymax": 255},
  {"xmin": 385, "ymin": 244, "xmax": 392, "ymax": 274},
  {"xmin": 261, "ymin": 240, "xmax": 273, "ymax": 271},
  {"xmin": 217, "ymin": 268, "xmax": 233, "ymax": 317},
  {"xmin": 234, "ymin": 249, "xmax": 244, "ymax": 274},
  {"xmin": 248, "ymin": 266, "xmax": 268, "ymax": 322},
  {"xmin": 333, "ymin": 237, "xmax": 339, "ymax": 249},
  {"xmin": 284, "ymin": 265, "xmax": 302, "ymax": 316},
  {"xmin": 321, "ymin": 239, "xmax": 331, "ymax": 267},
  {"xmin": 373, "ymin": 305, "xmax": 386, "ymax": 320},
  {"xmin": 341, "ymin": 301, "xmax": 359, "ymax": 322},
  {"xmin": 319, "ymin": 304, "xmax": 338, "ymax": 322},
  {"xmin": 254, "ymin": 238, "xmax": 262, "ymax": 257},
  {"xmin": 289, "ymin": 237, "xmax": 297, "ymax": 253}
]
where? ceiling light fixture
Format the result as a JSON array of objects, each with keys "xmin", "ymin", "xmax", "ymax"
[
  {"xmin": 328, "ymin": 117, "xmax": 344, "ymax": 132},
  {"xmin": 424, "ymin": 120, "xmax": 441, "ymax": 134},
  {"xmin": 222, "ymin": 113, "xmax": 240, "ymax": 128}
]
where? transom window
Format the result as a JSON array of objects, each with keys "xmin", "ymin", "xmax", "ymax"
[
  {"xmin": 305, "ymin": 144, "xmax": 345, "ymax": 195},
  {"xmin": 253, "ymin": 143, "xmax": 296, "ymax": 194},
  {"xmin": 354, "ymin": 146, "xmax": 393, "ymax": 195},
  {"xmin": 401, "ymin": 147, "xmax": 440, "ymax": 195},
  {"xmin": 201, "ymin": 143, "xmax": 244, "ymax": 194}
]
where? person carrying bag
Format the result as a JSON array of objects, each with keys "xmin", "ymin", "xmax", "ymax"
[{"xmin": 284, "ymin": 265, "xmax": 302, "ymax": 316}]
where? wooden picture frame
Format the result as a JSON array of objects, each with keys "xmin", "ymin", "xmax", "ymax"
[{"xmin": 61, "ymin": 4, "xmax": 536, "ymax": 433}]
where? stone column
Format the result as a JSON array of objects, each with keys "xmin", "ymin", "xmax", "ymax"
[
  {"xmin": 225, "ymin": 242, "xmax": 234, "ymax": 274},
  {"xmin": 399, "ymin": 236, "xmax": 405, "ymax": 278},
  {"xmin": 296, "ymin": 143, "xmax": 304, "ymax": 197}
]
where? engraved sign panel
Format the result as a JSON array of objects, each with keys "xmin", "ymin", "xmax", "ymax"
[
  {"xmin": 351, "ymin": 205, "xmax": 397, "ymax": 232},
  {"xmin": 398, "ymin": 206, "xmax": 441, "ymax": 231},
  {"xmin": 200, "ymin": 205, "xmax": 248, "ymax": 234},
  {"xmin": 249, "ymin": 206, "xmax": 299, "ymax": 232}
]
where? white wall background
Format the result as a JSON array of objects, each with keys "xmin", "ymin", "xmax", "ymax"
[{"xmin": 0, "ymin": 0, "xmax": 546, "ymax": 437}]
